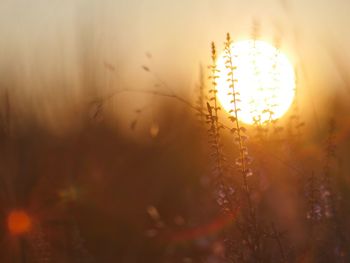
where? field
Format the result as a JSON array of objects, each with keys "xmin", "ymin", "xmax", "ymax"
[{"xmin": 0, "ymin": 1, "xmax": 350, "ymax": 262}]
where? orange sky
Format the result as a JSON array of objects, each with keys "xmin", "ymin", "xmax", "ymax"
[{"xmin": 0, "ymin": 0, "xmax": 349, "ymax": 132}]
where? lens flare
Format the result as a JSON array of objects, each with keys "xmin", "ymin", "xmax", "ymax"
[{"xmin": 7, "ymin": 210, "xmax": 32, "ymax": 235}]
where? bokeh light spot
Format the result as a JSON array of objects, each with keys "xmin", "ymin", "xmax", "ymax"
[{"xmin": 7, "ymin": 210, "xmax": 32, "ymax": 235}]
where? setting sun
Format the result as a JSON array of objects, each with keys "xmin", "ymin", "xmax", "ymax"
[
  {"xmin": 216, "ymin": 40, "xmax": 295, "ymax": 125},
  {"xmin": 0, "ymin": 0, "xmax": 349, "ymax": 260}
]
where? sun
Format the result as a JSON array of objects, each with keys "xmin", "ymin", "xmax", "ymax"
[{"xmin": 216, "ymin": 40, "xmax": 295, "ymax": 125}]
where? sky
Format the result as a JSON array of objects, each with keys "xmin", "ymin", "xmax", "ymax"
[{"xmin": 0, "ymin": 0, "xmax": 349, "ymax": 132}]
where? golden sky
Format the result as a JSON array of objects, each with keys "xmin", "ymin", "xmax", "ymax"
[{"xmin": 0, "ymin": 0, "xmax": 349, "ymax": 131}]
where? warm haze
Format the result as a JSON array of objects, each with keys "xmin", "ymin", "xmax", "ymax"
[{"xmin": 0, "ymin": 0, "xmax": 350, "ymax": 262}]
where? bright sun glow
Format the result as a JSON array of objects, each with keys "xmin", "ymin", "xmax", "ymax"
[{"xmin": 216, "ymin": 40, "xmax": 295, "ymax": 125}]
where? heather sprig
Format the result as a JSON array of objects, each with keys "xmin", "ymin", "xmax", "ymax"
[{"xmin": 206, "ymin": 42, "xmax": 236, "ymax": 213}]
